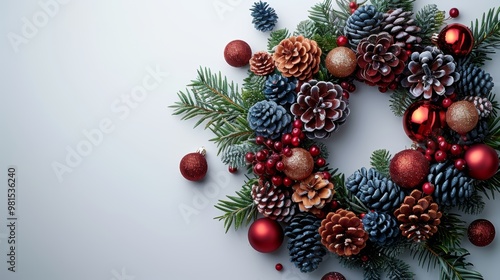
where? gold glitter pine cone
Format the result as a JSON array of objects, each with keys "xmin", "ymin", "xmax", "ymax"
[
  {"xmin": 249, "ymin": 51, "xmax": 275, "ymax": 76},
  {"xmin": 272, "ymin": 35, "xmax": 322, "ymax": 81},
  {"xmin": 393, "ymin": 189, "xmax": 442, "ymax": 242},
  {"xmin": 319, "ymin": 209, "xmax": 369, "ymax": 256},
  {"xmin": 291, "ymin": 172, "xmax": 334, "ymax": 215}
]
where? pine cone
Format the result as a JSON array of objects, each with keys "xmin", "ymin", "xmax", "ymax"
[
  {"xmin": 394, "ymin": 189, "xmax": 442, "ymax": 242},
  {"xmin": 290, "ymin": 80, "xmax": 349, "ymax": 139},
  {"xmin": 263, "ymin": 74, "xmax": 297, "ymax": 105},
  {"xmin": 427, "ymin": 161, "xmax": 474, "ymax": 207},
  {"xmin": 346, "ymin": 167, "xmax": 405, "ymax": 213},
  {"xmin": 247, "ymin": 100, "xmax": 292, "ymax": 140},
  {"xmin": 285, "ymin": 213, "xmax": 326, "ymax": 273},
  {"xmin": 401, "ymin": 46, "xmax": 459, "ymax": 99},
  {"xmin": 251, "ymin": 179, "xmax": 296, "ymax": 222},
  {"xmin": 344, "ymin": 5, "xmax": 383, "ymax": 49},
  {"xmin": 456, "ymin": 60, "xmax": 494, "ymax": 97},
  {"xmin": 450, "ymin": 118, "xmax": 489, "ymax": 145},
  {"xmin": 249, "ymin": 51, "xmax": 275, "ymax": 76},
  {"xmin": 250, "ymin": 1, "xmax": 278, "ymax": 32},
  {"xmin": 291, "ymin": 172, "xmax": 334, "ymax": 215},
  {"xmin": 465, "ymin": 96, "xmax": 493, "ymax": 119},
  {"xmin": 381, "ymin": 8, "xmax": 422, "ymax": 48},
  {"xmin": 272, "ymin": 36, "xmax": 322, "ymax": 81},
  {"xmin": 356, "ymin": 32, "xmax": 408, "ymax": 90},
  {"xmin": 362, "ymin": 211, "xmax": 400, "ymax": 246},
  {"xmin": 319, "ymin": 209, "xmax": 369, "ymax": 256}
]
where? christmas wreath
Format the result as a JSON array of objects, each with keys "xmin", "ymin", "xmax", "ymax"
[{"xmin": 171, "ymin": 0, "xmax": 500, "ymax": 279}]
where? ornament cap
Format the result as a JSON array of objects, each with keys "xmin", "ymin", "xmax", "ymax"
[{"xmin": 196, "ymin": 146, "xmax": 207, "ymax": 157}]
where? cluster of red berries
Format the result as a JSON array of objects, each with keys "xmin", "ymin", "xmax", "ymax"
[{"xmin": 422, "ymin": 136, "xmax": 468, "ymax": 171}]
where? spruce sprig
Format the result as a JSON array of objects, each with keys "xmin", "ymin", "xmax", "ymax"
[
  {"xmin": 214, "ymin": 178, "xmax": 258, "ymax": 233},
  {"xmin": 170, "ymin": 67, "xmax": 253, "ymax": 154},
  {"xmin": 389, "ymin": 88, "xmax": 415, "ymax": 117},
  {"xmin": 371, "ymin": 0, "xmax": 415, "ymax": 13},
  {"xmin": 267, "ymin": 28, "xmax": 290, "ymax": 53},
  {"xmin": 370, "ymin": 149, "xmax": 391, "ymax": 177},
  {"xmin": 456, "ymin": 190, "xmax": 485, "ymax": 215},
  {"xmin": 308, "ymin": 0, "xmax": 341, "ymax": 36},
  {"xmin": 241, "ymin": 71, "xmax": 266, "ymax": 107},
  {"xmin": 333, "ymin": 173, "xmax": 370, "ymax": 214},
  {"xmin": 470, "ymin": 7, "xmax": 500, "ymax": 65},
  {"xmin": 415, "ymin": 4, "xmax": 446, "ymax": 45}
]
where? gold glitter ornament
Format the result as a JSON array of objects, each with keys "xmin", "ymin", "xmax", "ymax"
[
  {"xmin": 446, "ymin": 100, "xmax": 479, "ymax": 134},
  {"xmin": 282, "ymin": 148, "xmax": 314, "ymax": 181},
  {"xmin": 389, "ymin": 149, "xmax": 429, "ymax": 189},
  {"xmin": 325, "ymin": 47, "xmax": 357, "ymax": 78}
]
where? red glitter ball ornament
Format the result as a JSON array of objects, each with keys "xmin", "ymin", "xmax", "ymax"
[
  {"xmin": 390, "ymin": 149, "xmax": 430, "ymax": 189},
  {"xmin": 321, "ymin": 271, "xmax": 347, "ymax": 280},
  {"xmin": 224, "ymin": 39, "xmax": 252, "ymax": 67},
  {"xmin": 403, "ymin": 101, "xmax": 446, "ymax": 142},
  {"xmin": 468, "ymin": 219, "xmax": 496, "ymax": 247},
  {"xmin": 248, "ymin": 218, "xmax": 284, "ymax": 253},
  {"xmin": 179, "ymin": 147, "xmax": 208, "ymax": 181},
  {"xmin": 464, "ymin": 144, "xmax": 499, "ymax": 180},
  {"xmin": 436, "ymin": 23, "xmax": 474, "ymax": 57}
]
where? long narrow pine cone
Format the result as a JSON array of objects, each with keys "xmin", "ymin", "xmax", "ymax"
[
  {"xmin": 272, "ymin": 35, "xmax": 322, "ymax": 81},
  {"xmin": 249, "ymin": 51, "xmax": 275, "ymax": 76},
  {"xmin": 394, "ymin": 189, "xmax": 442, "ymax": 242},
  {"xmin": 251, "ymin": 179, "xmax": 296, "ymax": 222},
  {"xmin": 456, "ymin": 59, "xmax": 494, "ymax": 97},
  {"xmin": 319, "ymin": 209, "xmax": 369, "ymax": 256},
  {"xmin": 285, "ymin": 213, "xmax": 326, "ymax": 273},
  {"xmin": 291, "ymin": 172, "xmax": 334, "ymax": 215}
]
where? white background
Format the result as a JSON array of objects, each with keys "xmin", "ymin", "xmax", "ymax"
[{"xmin": 1, "ymin": 0, "xmax": 499, "ymax": 279}]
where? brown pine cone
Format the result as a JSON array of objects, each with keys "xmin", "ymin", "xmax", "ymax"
[
  {"xmin": 381, "ymin": 8, "xmax": 422, "ymax": 48},
  {"xmin": 356, "ymin": 32, "xmax": 408, "ymax": 90},
  {"xmin": 252, "ymin": 179, "xmax": 296, "ymax": 222},
  {"xmin": 319, "ymin": 209, "xmax": 369, "ymax": 256},
  {"xmin": 394, "ymin": 189, "xmax": 442, "ymax": 242},
  {"xmin": 291, "ymin": 172, "xmax": 334, "ymax": 215},
  {"xmin": 273, "ymin": 35, "xmax": 322, "ymax": 81},
  {"xmin": 249, "ymin": 51, "xmax": 275, "ymax": 76}
]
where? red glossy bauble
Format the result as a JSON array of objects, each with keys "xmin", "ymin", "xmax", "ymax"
[
  {"xmin": 224, "ymin": 40, "xmax": 252, "ymax": 67},
  {"xmin": 321, "ymin": 271, "xmax": 347, "ymax": 280},
  {"xmin": 179, "ymin": 148, "xmax": 208, "ymax": 181},
  {"xmin": 248, "ymin": 218, "xmax": 284, "ymax": 253},
  {"xmin": 464, "ymin": 144, "xmax": 499, "ymax": 180},
  {"xmin": 468, "ymin": 219, "xmax": 496, "ymax": 247},
  {"xmin": 390, "ymin": 149, "xmax": 430, "ymax": 189},
  {"xmin": 436, "ymin": 23, "xmax": 474, "ymax": 57},
  {"xmin": 403, "ymin": 101, "xmax": 446, "ymax": 142}
]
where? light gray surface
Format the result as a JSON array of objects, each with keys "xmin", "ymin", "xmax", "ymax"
[{"xmin": 0, "ymin": 0, "xmax": 498, "ymax": 279}]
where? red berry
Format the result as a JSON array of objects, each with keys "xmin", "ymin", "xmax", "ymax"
[
  {"xmin": 299, "ymin": 131, "xmax": 306, "ymax": 140},
  {"xmin": 434, "ymin": 150, "xmax": 447, "ymax": 162},
  {"xmin": 442, "ymin": 97, "xmax": 453, "ymax": 108},
  {"xmin": 422, "ymin": 182, "xmax": 435, "ymax": 195},
  {"xmin": 293, "ymin": 119, "xmax": 303, "ymax": 129},
  {"xmin": 406, "ymin": 43, "xmax": 413, "ymax": 50},
  {"xmin": 275, "ymin": 263, "xmax": 283, "ymax": 271},
  {"xmin": 291, "ymin": 136, "xmax": 301, "ymax": 147},
  {"xmin": 349, "ymin": 1, "xmax": 358, "ymax": 9},
  {"xmin": 282, "ymin": 133, "xmax": 292, "ymax": 145},
  {"xmin": 255, "ymin": 136, "xmax": 265, "ymax": 145},
  {"xmin": 275, "ymin": 161, "xmax": 285, "ymax": 171},
  {"xmin": 245, "ymin": 152, "xmax": 255, "ymax": 163},
  {"xmin": 348, "ymin": 83, "xmax": 356, "ymax": 92},
  {"xmin": 336, "ymin": 35, "xmax": 348, "ymax": 47},
  {"xmin": 256, "ymin": 151, "xmax": 267, "ymax": 162},
  {"xmin": 329, "ymin": 200, "xmax": 338, "ymax": 209},
  {"xmin": 228, "ymin": 166, "xmax": 238, "ymax": 173},
  {"xmin": 283, "ymin": 177, "xmax": 293, "ymax": 187},
  {"xmin": 342, "ymin": 90, "xmax": 350, "ymax": 100},
  {"xmin": 265, "ymin": 139, "xmax": 274, "ymax": 148},
  {"xmin": 361, "ymin": 255, "xmax": 369, "ymax": 262},
  {"xmin": 426, "ymin": 139, "xmax": 437, "ymax": 152},
  {"xmin": 350, "ymin": 8, "xmax": 356, "ymax": 14},
  {"xmin": 273, "ymin": 141, "xmax": 283, "ymax": 152},
  {"xmin": 266, "ymin": 158, "xmax": 276, "ymax": 169},
  {"xmin": 455, "ymin": 158, "xmax": 467, "ymax": 170},
  {"xmin": 292, "ymin": 127, "xmax": 301, "ymax": 137},
  {"xmin": 437, "ymin": 136, "xmax": 446, "ymax": 143},
  {"xmin": 272, "ymin": 176, "xmax": 283, "ymax": 186},
  {"xmin": 359, "ymin": 213, "xmax": 366, "ymax": 219},
  {"xmin": 309, "ymin": 145, "xmax": 321, "ymax": 157},
  {"xmin": 438, "ymin": 140, "xmax": 450, "ymax": 151},
  {"xmin": 253, "ymin": 163, "xmax": 265, "ymax": 175},
  {"xmin": 406, "ymin": 50, "xmax": 412, "ymax": 57},
  {"xmin": 316, "ymin": 158, "xmax": 326, "ymax": 167},
  {"xmin": 340, "ymin": 81, "xmax": 349, "ymax": 89},
  {"xmin": 322, "ymin": 171, "xmax": 331, "ymax": 180},
  {"xmin": 283, "ymin": 147, "xmax": 292, "ymax": 157},
  {"xmin": 450, "ymin": 144, "xmax": 463, "ymax": 156},
  {"xmin": 449, "ymin": 8, "xmax": 459, "ymax": 18}
]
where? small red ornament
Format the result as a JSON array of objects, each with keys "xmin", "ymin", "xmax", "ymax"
[
  {"xmin": 468, "ymin": 219, "xmax": 496, "ymax": 247},
  {"xmin": 179, "ymin": 147, "xmax": 208, "ymax": 181},
  {"xmin": 248, "ymin": 218, "xmax": 284, "ymax": 253},
  {"xmin": 422, "ymin": 182, "xmax": 435, "ymax": 195},
  {"xmin": 275, "ymin": 263, "xmax": 283, "ymax": 271},
  {"xmin": 403, "ymin": 101, "xmax": 446, "ymax": 142},
  {"xmin": 336, "ymin": 35, "xmax": 348, "ymax": 47},
  {"xmin": 282, "ymin": 147, "xmax": 315, "ymax": 181},
  {"xmin": 449, "ymin": 8, "xmax": 460, "ymax": 18},
  {"xmin": 464, "ymin": 144, "xmax": 499, "ymax": 180},
  {"xmin": 390, "ymin": 149, "xmax": 430, "ymax": 189},
  {"xmin": 321, "ymin": 271, "xmax": 347, "ymax": 280},
  {"xmin": 224, "ymin": 39, "xmax": 252, "ymax": 67},
  {"xmin": 436, "ymin": 23, "xmax": 474, "ymax": 57}
]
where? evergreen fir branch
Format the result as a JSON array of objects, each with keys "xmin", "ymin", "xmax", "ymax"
[
  {"xmin": 241, "ymin": 71, "xmax": 266, "ymax": 108},
  {"xmin": 473, "ymin": 170, "xmax": 500, "ymax": 200},
  {"xmin": 389, "ymin": 88, "xmax": 415, "ymax": 117},
  {"xmin": 312, "ymin": 33, "xmax": 339, "ymax": 56},
  {"xmin": 294, "ymin": 20, "xmax": 318, "ymax": 38},
  {"xmin": 370, "ymin": 149, "xmax": 391, "ymax": 177},
  {"xmin": 209, "ymin": 116, "xmax": 255, "ymax": 155},
  {"xmin": 214, "ymin": 178, "xmax": 258, "ymax": 233},
  {"xmin": 333, "ymin": 173, "xmax": 370, "ymax": 214},
  {"xmin": 221, "ymin": 142, "xmax": 259, "ymax": 170},
  {"xmin": 384, "ymin": 257, "xmax": 414, "ymax": 280},
  {"xmin": 267, "ymin": 28, "xmax": 290, "ymax": 53},
  {"xmin": 484, "ymin": 115, "xmax": 500, "ymax": 150},
  {"xmin": 456, "ymin": 190, "xmax": 485, "ymax": 215},
  {"xmin": 415, "ymin": 4, "xmax": 446, "ymax": 45},
  {"xmin": 308, "ymin": 0, "xmax": 344, "ymax": 36},
  {"xmin": 470, "ymin": 7, "xmax": 500, "ymax": 65},
  {"xmin": 370, "ymin": 0, "xmax": 415, "ymax": 13},
  {"xmin": 431, "ymin": 213, "xmax": 466, "ymax": 250},
  {"xmin": 333, "ymin": 0, "xmax": 361, "ymax": 24}
]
